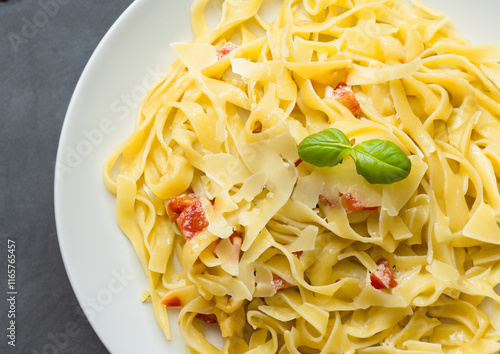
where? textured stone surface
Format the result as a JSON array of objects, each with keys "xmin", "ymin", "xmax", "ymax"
[{"xmin": 0, "ymin": 1, "xmax": 133, "ymax": 352}]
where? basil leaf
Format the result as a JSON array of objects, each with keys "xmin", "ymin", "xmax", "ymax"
[
  {"xmin": 298, "ymin": 128, "xmax": 352, "ymax": 167},
  {"xmin": 351, "ymin": 139, "xmax": 411, "ymax": 184}
]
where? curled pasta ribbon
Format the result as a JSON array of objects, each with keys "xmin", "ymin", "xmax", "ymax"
[{"xmin": 145, "ymin": 153, "xmax": 194, "ymax": 200}]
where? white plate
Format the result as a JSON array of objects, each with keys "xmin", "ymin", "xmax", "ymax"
[{"xmin": 54, "ymin": 1, "xmax": 500, "ymax": 353}]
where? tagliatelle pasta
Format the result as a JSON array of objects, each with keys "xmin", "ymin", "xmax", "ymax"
[{"xmin": 103, "ymin": 0, "xmax": 500, "ymax": 352}]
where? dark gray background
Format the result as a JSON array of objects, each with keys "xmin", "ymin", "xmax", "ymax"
[{"xmin": 1, "ymin": 0, "xmax": 133, "ymax": 352}]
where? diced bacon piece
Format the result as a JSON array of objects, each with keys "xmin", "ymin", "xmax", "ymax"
[
  {"xmin": 176, "ymin": 199, "xmax": 209, "ymax": 241},
  {"xmin": 327, "ymin": 83, "xmax": 361, "ymax": 118},
  {"xmin": 196, "ymin": 313, "xmax": 218, "ymax": 324},
  {"xmin": 160, "ymin": 295, "xmax": 182, "ymax": 307},
  {"xmin": 272, "ymin": 274, "xmax": 291, "ymax": 291},
  {"xmin": 216, "ymin": 42, "xmax": 238, "ymax": 60},
  {"xmin": 167, "ymin": 195, "xmax": 195, "ymax": 221},
  {"xmin": 370, "ymin": 259, "xmax": 398, "ymax": 290},
  {"xmin": 292, "ymin": 251, "xmax": 303, "ymax": 259},
  {"xmin": 341, "ymin": 193, "xmax": 379, "ymax": 211}
]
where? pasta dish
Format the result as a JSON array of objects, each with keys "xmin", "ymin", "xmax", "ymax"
[{"xmin": 103, "ymin": 0, "xmax": 500, "ymax": 352}]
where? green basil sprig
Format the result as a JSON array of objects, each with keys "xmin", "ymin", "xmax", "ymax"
[{"xmin": 297, "ymin": 128, "xmax": 411, "ymax": 184}]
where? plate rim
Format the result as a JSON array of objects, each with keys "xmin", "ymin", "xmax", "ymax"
[{"xmin": 53, "ymin": 0, "xmax": 500, "ymax": 352}]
